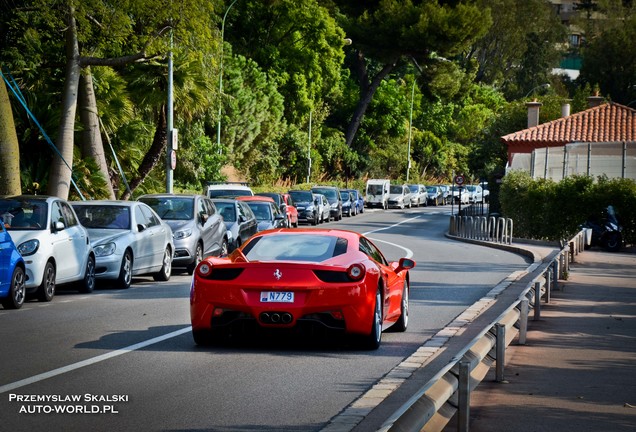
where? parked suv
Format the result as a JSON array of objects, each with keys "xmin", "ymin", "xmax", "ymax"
[
  {"xmin": 311, "ymin": 186, "xmax": 343, "ymax": 221},
  {"xmin": 138, "ymin": 194, "xmax": 229, "ymax": 273}
]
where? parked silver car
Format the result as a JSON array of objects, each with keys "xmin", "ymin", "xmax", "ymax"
[
  {"xmin": 313, "ymin": 193, "xmax": 331, "ymax": 223},
  {"xmin": 72, "ymin": 201, "xmax": 174, "ymax": 289},
  {"xmin": 0, "ymin": 195, "xmax": 96, "ymax": 301},
  {"xmin": 406, "ymin": 184, "xmax": 428, "ymax": 207},
  {"xmin": 138, "ymin": 194, "xmax": 228, "ymax": 274}
]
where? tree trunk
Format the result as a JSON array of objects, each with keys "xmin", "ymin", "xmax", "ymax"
[
  {"xmin": 345, "ymin": 51, "xmax": 397, "ymax": 147},
  {"xmin": 120, "ymin": 106, "xmax": 167, "ymax": 200},
  {"xmin": 0, "ymin": 76, "xmax": 22, "ymax": 195},
  {"xmin": 48, "ymin": 3, "xmax": 80, "ymax": 200},
  {"xmin": 78, "ymin": 68, "xmax": 116, "ymax": 199}
]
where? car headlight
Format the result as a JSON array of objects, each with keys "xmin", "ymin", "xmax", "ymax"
[
  {"xmin": 330, "ymin": 203, "xmax": 338, "ymax": 209},
  {"xmin": 94, "ymin": 242, "xmax": 116, "ymax": 257},
  {"xmin": 296, "ymin": 206, "xmax": 305, "ymax": 211},
  {"xmin": 226, "ymin": 230, "xmax": 233, "ymax": 241},
  {"xmin": 306, "ymin": 205, "xmax": 314, "ymax": 211},
  {"xmin": 173, "ymin": 228, "xmax": 192, "ymax": 240},
  {"xmin": 18, "ymin": 239, "xmax": 39, "ymax": 256}
]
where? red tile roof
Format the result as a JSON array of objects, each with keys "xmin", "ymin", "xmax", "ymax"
[{"xmin": 502, "ymin": 102, "xmax": 636, "ymax": 147}]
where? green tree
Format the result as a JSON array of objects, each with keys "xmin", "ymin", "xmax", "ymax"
[
  {"xmin": 578, "ymin": 4, "xmax": 636, "ymax": 105},
  {"xmin": 330, "ymin": 0, "xmax": 491, "ymax": 148}
]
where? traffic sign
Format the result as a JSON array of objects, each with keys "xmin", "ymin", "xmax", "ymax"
[{"xmin": 455, "ymin": 175, "xmax": 465, "ymax": 185}]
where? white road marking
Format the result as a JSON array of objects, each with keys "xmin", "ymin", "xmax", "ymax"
[
  {"xmin": 0, "ymin": 326, "xmax": 192, "ymax": 394},
  {"xmin": 364, "ymin": 217, "xmax": 418, "ymax": 259}
]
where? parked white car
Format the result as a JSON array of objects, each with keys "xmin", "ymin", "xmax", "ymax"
[
  {"xmin": 72, "ymin": 201, "xmax": 174, "ymax": 289},
  {"xmin": 388, "ymin": 184, "xmax": 410, "ymax": 209},
  {"xmin": 0, "ymin": 195, "xmax": 96, "ymax": 301},
  {"xmin": 406, "ymin": 184, "xmax": 428, "ymax": 207},
  {"xmin": 313, "ymin": 193, "xmax": 331, "ymax": 223},
  {"xmin": 450, "ymin": 186, "xmax": 470, "ymax": 204},
  {"xmin": 466, "ymin": 185, "xmax": 484, "ymax": 203}
]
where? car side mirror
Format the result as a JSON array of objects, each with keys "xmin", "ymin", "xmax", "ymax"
[
  {"xmin": 137, "ymin": 223, "xmax": 147, "ymax": 232},
  {"xmin": 200, "ymin": 212, "xmax": 209, "ymax": 224},
  {"xmin": 394, "ymin": 257, "xmax": 416, "ymax": 273},
  {"xmin": 280, "ymin": 204, "xmax": 287, "ymax": 213},
  {"xmin": 238, "ymin": 215, "xmax": 246, "ymax": 223},
  {"xmin": 53, "ymin": 221, "xmax": 65, "ymax": 232}
]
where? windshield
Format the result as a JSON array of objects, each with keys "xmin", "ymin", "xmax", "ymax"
[
  {"xmin": 246, "ymin": 202, "xmax": 272, "ymax": 221},
  {"xmin": 139, "ymin": 197, "xmax": 194, "ymax": 220},
  {"xmin": 339, "ymin": 192, "xmax": 350, "ymax": 200},
  {"xmin": 312, "ymin": 188, "xmax": 337, "ymax": 201},
  {"xmin": 466, "ymin": 185, "xmax": 477, "ymax": 191},
  {"xmin": 427, "ymin": 187, "xmax": 437, "ymax": 193},
  {"xmin": 408, "ymin": 185, "xmax": 419, "ymax": 192},
  {"xmin": 208, "ymin": 189, "xmax": 252, "ymax": 198},
  {"xmin": 367, "ymin": 184, "xmax": 384, "ymax": 195},
  {"xmin": 242, "ymin": 234, "xmax": 348, "ymax": 262},
  {"xmin": 0, "ymin": 199, "xmax": 47, "ymax": 230},
  {"xmin": 74, "ymin": 205, "xmax": 130, "ymax": 229},
  {"xmin": 390, "ymin": 185, "xmax": 403, "ymax": 194},
  {"xmin": 214, "ymin": 201, "xmax": 237, "ymax": 222},
  {"xmin": 289, "ymin": 190, "xmax": 313, "ymax": 203}
]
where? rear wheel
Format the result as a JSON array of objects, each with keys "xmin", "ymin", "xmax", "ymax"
[
  {"xmin": 117, "ymin": 251, "xmax": 133, "ymax": 289},
  {"xmin": 2, "ymin": 266, "xmax": 26, "ymax": 309},
  {"xmin": 359, "ymin": 289, "xmax": 382, "ymax": 350},
  {"xmin": 78, "ymin": 255, "xmax": 96, "ymax": 293},
  {"xmin": 153, "ymin": 247, "xmax": 172, "ymax": 281},
  {"xmin": 187, "ymin": 243, "xmax": 204, "ymax": 275},
  {"xmin": 37, "ymin": 262, "xmax": 56, "ymax": 302},
  {"xmin": 192, "ymin": 329, "xmax": 214, "ymax": 346},
  {"xmin": 604, "ymin": 232, "xmax": 622, "ymax": 252},
  {"xmin": 392, "ymin": 281, "xmax": 409, "ymax": 332}
]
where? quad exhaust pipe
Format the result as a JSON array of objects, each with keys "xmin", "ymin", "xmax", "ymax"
[{"xmin": 260, "ymin": 312, "xmax": 293, "ymax": 324}]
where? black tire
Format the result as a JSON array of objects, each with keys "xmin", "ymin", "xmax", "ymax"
[
  {"xmin": 604, "ymin": 232, "xmax": 622, "ymax": 252},
  {"xmin": 359, "ymin": 289, "xmax": 382, "ymax": 350},
  {"xmin": 78, "ymin": 255, "xmax": 96, "ymax": 293},
  {"xmin": 37, "ymin": 261, "xmax": 56, "ymax": 302},
  {"xmin": 187, "ymin": 243, "xmax": 204, "ymax": 275},
  {"xmin": 311, "ymin": 212, "xmax": 318, "ymax": 226},
  {"xmin": 392, "ymin": 281, "xmax": 409, "ymax": 332},
  {"xmin": 192, "ymin": 329, "xmax": 214, "ymax": 346},
  {"xmin": 2, "ymin": 266, "xmax": 26, "ymax": 309},
  {"xmin": 153, "ymin": 247, "xmax": 172, "ymax": 281},
  {"xmin": 117, "ymin": 250, "xmax": 133, "ymax": 289}
]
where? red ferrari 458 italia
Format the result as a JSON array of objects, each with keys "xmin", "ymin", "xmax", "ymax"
[{"xmin": 190, "ymin": 228, "xmax": 415, "ymax": 349}]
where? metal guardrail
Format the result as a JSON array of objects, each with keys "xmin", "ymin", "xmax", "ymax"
[
  {"xmin": 449, "ymin": 215, "xmax": 514, "ymax": 244},
  {"xmin": 378, "ymin": 229, "xmax": 587, "ymax": 432}
]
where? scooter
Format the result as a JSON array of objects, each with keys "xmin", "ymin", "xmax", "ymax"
[{"xmin": 582, "ymin": 205, "xmax": 623, "ymax": 252}]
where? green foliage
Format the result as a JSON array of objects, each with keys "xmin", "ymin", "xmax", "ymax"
[{"xmin": 500, "ymin": 171, "xmax": 636, "ymax": 244}]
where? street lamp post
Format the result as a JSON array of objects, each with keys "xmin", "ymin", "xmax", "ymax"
[
  {"xmin": 217, "ymin": 0, "xmax": 239, "ymax": 154},
  {"xmin": 406, "ymin": 79, "xmax": 415, "ymax": 182},
  {"xmin": 166, "ymin": 31, "xmax": 174, "ymax": 193}
]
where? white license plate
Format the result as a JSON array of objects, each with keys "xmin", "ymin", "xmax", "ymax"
[{"xmin": 260, "ymin": 291, "xmax": 294, "ymax": 303}]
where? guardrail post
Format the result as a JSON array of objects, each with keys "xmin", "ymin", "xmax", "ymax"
[
  {"xmin": 495, "ymin": 323, "xmax": 506, "ymax": 382},
  {"xmin": 458, "ymin": 361, "xmax": 471, "ymax": 432},
  {"xmin": 552, "ymin": 261, "xmax": 559, "ymax": 291},
  {"xmin": 545, "ymin": 270, "xmax": 551, "ymax": 304},
  {"xmin": 534, "ymin": 281, "xmax": 541, "ymax": 320},
  {"xmin": 518, "ymin": 299, "xmax": 529, "ymax": 345}
]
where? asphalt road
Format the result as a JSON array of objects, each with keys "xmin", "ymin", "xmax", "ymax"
[{"xmin": 0, "ymin": 205, "xmax": 530, "ymax": 431}]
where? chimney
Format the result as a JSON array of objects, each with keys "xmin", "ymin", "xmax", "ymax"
[
  {"xmin": 526, "ymin": 101, "xmax": 542, "ymax": 128},
  {"xmin": 561, "ymin": 102, "xmax": 571, "ymax": 117},
  {"xmin": 588, "ymin": 95, "xmax": 604, "ymax": 108}
]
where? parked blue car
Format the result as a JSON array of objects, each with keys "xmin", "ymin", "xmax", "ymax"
[
  {"xmin": 342, "ymin": 189, "xmax": 364, "ymax": 215},
  {"xmin": 0, "ymin": 222, "xmax": 26, "ymax": 309}
]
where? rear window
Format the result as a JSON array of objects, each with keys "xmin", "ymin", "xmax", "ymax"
[{"xmin": 242, "ymin": 234, "xmax": 348, "ymax": 262}]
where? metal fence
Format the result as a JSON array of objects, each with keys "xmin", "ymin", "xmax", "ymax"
[
  {"xmin": 377, "ymin": 230, "xmax": 587, "ymax": 432},
  {"xmin": 509, "ymin": 141, "xmax": 636, "ymax": 180}
]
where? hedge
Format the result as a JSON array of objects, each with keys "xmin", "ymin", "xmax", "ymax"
[{"xmin": 499, "ymin": 171, "xmax": 636, "ymax": 245}]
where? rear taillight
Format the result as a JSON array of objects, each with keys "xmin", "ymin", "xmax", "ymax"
[
  {"xmin": 346, "ymin": 263, "xmax": 365, "ymax": 281},
  {"xmin": 197, "ymin": 262, "xmax": 212, "ymax": 277}
]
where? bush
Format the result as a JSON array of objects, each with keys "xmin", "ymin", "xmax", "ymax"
[{"xmin": 500, "ymin": 171, "xmax": 636, "ymax": 244}]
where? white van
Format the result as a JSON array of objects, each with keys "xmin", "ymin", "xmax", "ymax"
[{"xmin": 365, "ymin": 179, "xmax": 390, "ymax": 209}]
